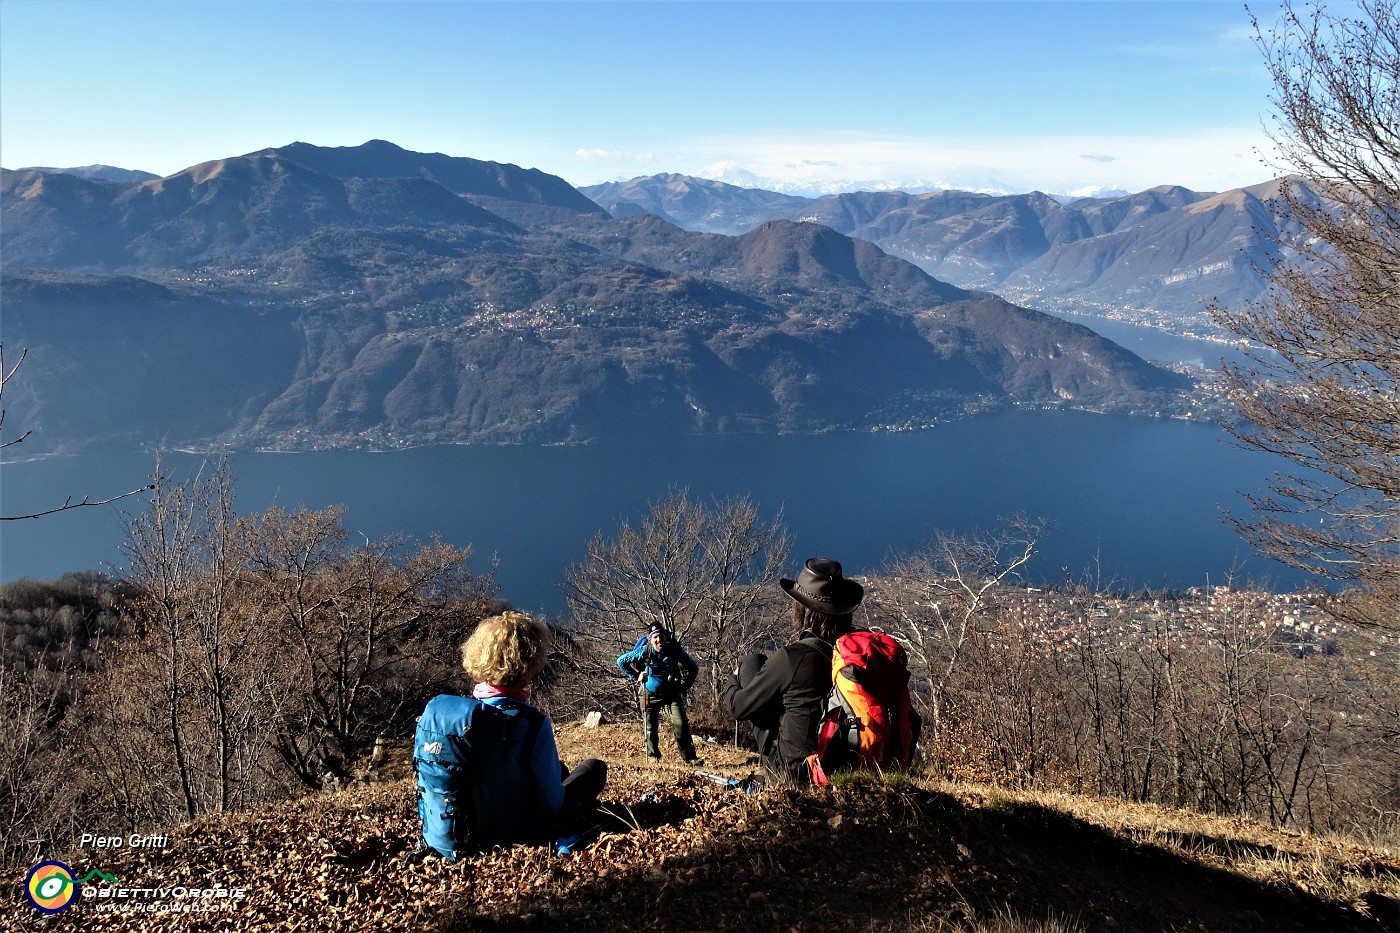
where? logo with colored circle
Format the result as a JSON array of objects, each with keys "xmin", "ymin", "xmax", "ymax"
[{"xmin": 25, "ymin": 861, "xmax": 77, "ymax": 913}]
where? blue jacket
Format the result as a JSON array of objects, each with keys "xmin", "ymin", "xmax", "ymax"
[
  {"xmin": 616, "ymin": 638, "xmax": 698, "ymax": 699},
  {"xmin": 415, "ymin": 693, "xmax": 564, "ymax": 858},
  {"xmin": 479, "ymin": 695, "xmax": 566, "ymax": 818}
]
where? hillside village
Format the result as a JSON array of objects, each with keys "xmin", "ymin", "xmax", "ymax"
[
  {"xmin": 998, "ymin": 585, "xmax": 1393, "ymax": 660},
  {"xmin": 5, "ymin": 0, "xmax": 1399, "ymax": 929}
]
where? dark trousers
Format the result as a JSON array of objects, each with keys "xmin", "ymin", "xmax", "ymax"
[
  {"xmin": 561, "ymin": 758, "xmax": 607, "ymax": 815},
  {"xmin": 641, "ymin": 691, "xmax": 698, "ymax": 760}
]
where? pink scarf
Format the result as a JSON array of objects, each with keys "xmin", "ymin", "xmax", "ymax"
[{"xmin": 472, "ymin": 682, "xmax": 530, "ymax": 703}]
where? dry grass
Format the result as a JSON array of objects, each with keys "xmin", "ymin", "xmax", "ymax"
[
  {"xmin": 953, "ymin": 781, "xmax": 1400, "ymax": 921},
  {"xmin": 893, "ymin": 906, "xmax": 1086, "ymax": 933},
  {"xmin": 3, "ymin": 720, "xmax": 1398, "ymax": 932}
]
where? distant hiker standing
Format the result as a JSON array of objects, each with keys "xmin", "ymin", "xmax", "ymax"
[
  {"xmin": 616, "ymin": 623, "xmax": 702, "ymax": 764},
  {"xmin": 414, "ymin": 611, "xmax": 607, "ymax": 859},
  {"xmin": 724, "ymin": 558, "xmax": 863, "ymax": 783}
]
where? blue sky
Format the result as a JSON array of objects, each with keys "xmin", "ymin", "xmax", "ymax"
[{"xmin": 1, "ymin": 1, "xmax": 1287, "ymax": 196}]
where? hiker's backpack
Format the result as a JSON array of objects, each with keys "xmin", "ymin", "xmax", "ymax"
[
  {"xmin": 413, "ymin": 694, "xmax": 546, "ymax": 860},
  {"xmin": 808, "ymin": 629, "xmax": 918, "ymax": 784}
]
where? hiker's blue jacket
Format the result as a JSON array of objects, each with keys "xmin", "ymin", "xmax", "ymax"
[
  {"xmin": 480, "ymin": 695, "xmax": 565, "ymax": 818},
  {"xmin": 616, "ymin": 639, "xmax": 699, "ymax": 699}
]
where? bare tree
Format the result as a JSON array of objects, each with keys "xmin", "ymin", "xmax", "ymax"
[
  {"xmin": 118, "ymin": 460, "xmax": 249, "ymax": 818},
  {"xmin": 0, "ymin": 651, "xmax": 74, "ymax": 865},
  {"xmin": 239, "ymin": 506, "xmax": 495, "ymax": 784},
  {"xmin": 869, "ymin": 515, "xmax": 1044, "ymax": 741},
  {"xmin": 0, "ymin": 344, "xmax": 32, "ymax": 452},
  {"xmin": 1212, "ymin": 0, "xmax": 1400, "ymax": 627},
  {"xmin": 81, "ymin": 464, "xmax": 497, "ymax": 828},
  {"xmin": 561, "ymin": 490, "xmax": 791, "ymax": 719}
]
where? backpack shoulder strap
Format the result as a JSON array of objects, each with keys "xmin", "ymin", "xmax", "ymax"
[
  {"xmin": 795, "ymin": 634, "xmax": 834, "ymax": 656},
  {"xmin": 479, "ymin": 697, "xmax": 547, "ymax": 760}
]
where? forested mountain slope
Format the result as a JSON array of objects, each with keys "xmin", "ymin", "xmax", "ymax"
[{"xmin": 1, "ymin": 142, "xmax": 1192, "ymax": 453}]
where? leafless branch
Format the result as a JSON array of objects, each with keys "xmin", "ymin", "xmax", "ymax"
[
  {"xmin": 1213, "ymin": 1, "xmax": 1400, "ymax": 629},
  {"xmin": 0, "ymin": 344, "xmax": 32, "ymax": 451},
  {"xmin": 0, "ymin": 342, "xmax": 158, "ymax": 519},
  {"xmin": 0, "ymin": 484, "xmax": 159, "ymax": 521}
]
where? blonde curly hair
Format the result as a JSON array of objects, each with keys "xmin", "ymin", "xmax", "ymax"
[{"xmin": 460, "ymin": 611, "xmax": 551, "ymax": 688}]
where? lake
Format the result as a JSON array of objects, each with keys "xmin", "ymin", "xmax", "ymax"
[
  {"xmin": 1073, "ymin": 316, "xmax": 1250, "ymax": 370},
  {"xmin": 0, "ymin": 409, "xmax": 1311, "ymax": 615}
]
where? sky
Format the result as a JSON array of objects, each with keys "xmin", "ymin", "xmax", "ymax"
[{"xmin": 0, "ymin": 0, "xmax": 1293, "ymax": 197}]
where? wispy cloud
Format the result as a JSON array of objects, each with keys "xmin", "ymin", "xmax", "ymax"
[
  {"xmin": 564, "ymin": 128, "xmax": 1282, "ymax": 196},
  {"xmin": 1220, "ymin": 25, "xmax": 1258, "ymax": 45},
  {"xmin": 1116, "ymin": 17, "xmax": 1263, "ymax": 78},
  {"xmin": 574, "ymin": 148, "xmax": 654, "ymax": 163}
]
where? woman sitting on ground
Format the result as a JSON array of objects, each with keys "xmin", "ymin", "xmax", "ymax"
[{"xmin": 416, "ymin": 611, "xmax": 606, "ymax": 856}]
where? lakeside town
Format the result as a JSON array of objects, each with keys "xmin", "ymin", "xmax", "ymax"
[{"xmin": 991, "ymin": 582, "xmax": 1398, "ymax": 664}]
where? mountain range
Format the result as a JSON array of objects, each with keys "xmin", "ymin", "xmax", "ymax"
[
  {"xmin": 1, "ymin": 140, "xmax": 1193, "ymax": 453},
  {"xmin": 582, "ymin": 174, "xmax": 1294, "ymax": 325}
]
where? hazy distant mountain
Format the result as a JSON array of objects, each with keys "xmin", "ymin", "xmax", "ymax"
[
  {"xmin": 256, "ymin": 140, "xmax": 606, "ymax": 215},
  {"xmin": 1, "ymin": 140, "xmax": 600, "ymax": 270},
  {"xmin": 0, "ymin": 142, "xmax": 1192, "ymax": 453},
  {"xmin": 581, "ymin": 175, "xmax": 814, "ymax": 235},
  {"xmin": 581, "ymin": 173, "xmax": 1290, "ymax": 322},
  {"xmin": 1059, "ymin": 187, "xmax": 1132, "ymax": 202},
  {"xmin": 15, "ymin": 164, "xmax": 160, "ymax": 184},
  {"xmin": 1, "ymin": 157, "xmax": 518, "ymax": 270},
  {"xmin": 1000, "ymin": 181, "xmax": 1287, "ymax": 314}
]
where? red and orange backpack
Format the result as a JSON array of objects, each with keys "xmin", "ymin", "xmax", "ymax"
[{"xmin": 807, "ymin": 629, "xmax": 919, "ymax": 784}]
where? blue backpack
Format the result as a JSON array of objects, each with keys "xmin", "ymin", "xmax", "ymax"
[{"xmin": 413, "ymin": 694, "xmax": 546, "ymax": 860}]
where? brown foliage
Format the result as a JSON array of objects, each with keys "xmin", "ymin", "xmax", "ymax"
[
  {"xmin": 1212, "ymin": 0, "xmax": 1400, "ymax": 627},
  {"xmin": 881, "ymin": 580, "xmax": 1400, "ymax": 840},
  {"xmin": 3, "ymin": 724, "xmax": 1395, "ymax": 932},
  {"xmin": 5, "ymin": 465, "xmax": 501, "ymax": 866}
]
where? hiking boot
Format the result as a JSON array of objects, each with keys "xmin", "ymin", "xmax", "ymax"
[{"xmin": 684, "ymin": 757, "xmax": 704, "ymax": 766}]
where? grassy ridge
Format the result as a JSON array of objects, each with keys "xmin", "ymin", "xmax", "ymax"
[{"xmin": 5, "ymin": 722, "xmax": 1397, "ymax": 932}]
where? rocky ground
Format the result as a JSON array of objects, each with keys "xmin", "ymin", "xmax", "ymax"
[{"xmin": 5, "ymin": 721, "xmax": 1399, "ymax": 932}]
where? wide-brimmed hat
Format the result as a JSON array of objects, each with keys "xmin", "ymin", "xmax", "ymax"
[{"xmin": 780, "ymin": 558, "xmax": 864, "ymax": 614}]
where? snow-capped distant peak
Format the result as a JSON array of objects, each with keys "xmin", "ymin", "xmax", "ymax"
[{"xmin": 1066, "ymin": 185, "xmax": 1132, "ymax": 200}]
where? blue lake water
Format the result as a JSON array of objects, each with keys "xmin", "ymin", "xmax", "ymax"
[
  {"xmin": 0, "ymin": 409, "xmax": 1310, "ymax": 615},
  {"xmin": 1065, "ymin": 315, "xmax": 1249, "ymax": 371}
]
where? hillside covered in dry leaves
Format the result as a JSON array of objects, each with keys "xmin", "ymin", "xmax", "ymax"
[{"xmin": 5, "ymin": 721, "xmax": 1399, "ymax": 933}]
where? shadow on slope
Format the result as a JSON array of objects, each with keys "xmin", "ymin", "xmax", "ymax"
[
  {"xmin": 3, "ymin": 725, "xmax": 1393, "ymax": 933},
  {"xmin": 438, "ymin": 782, "xmax": 1386, "ymax": 933}
]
